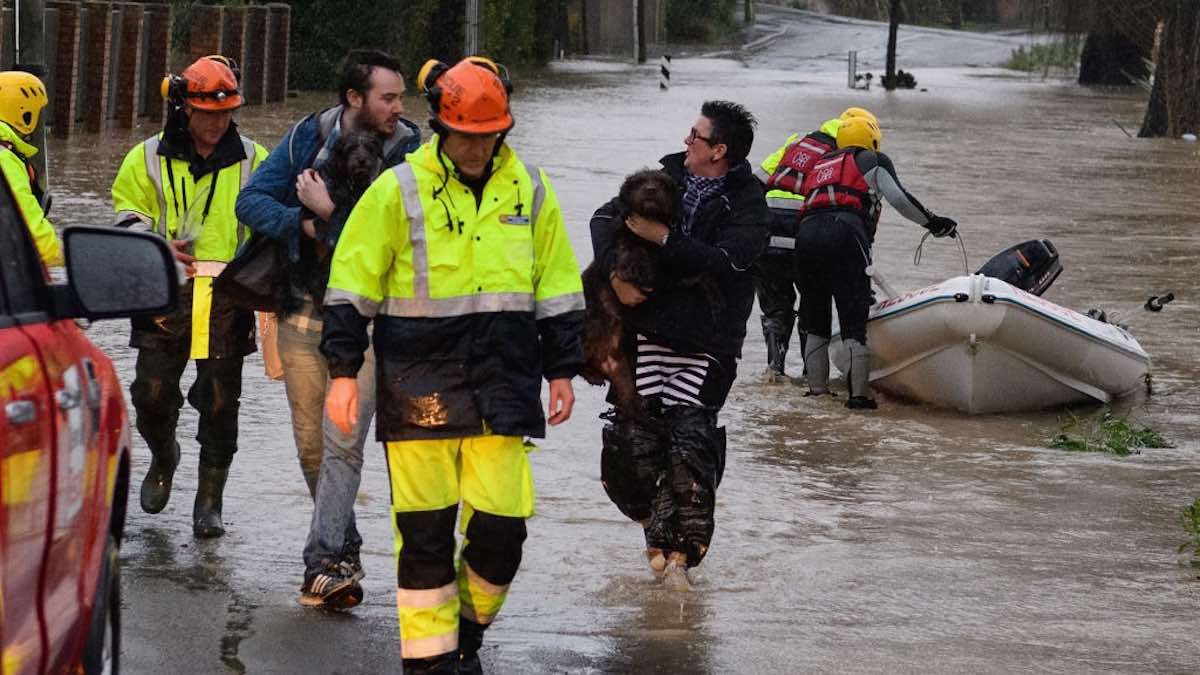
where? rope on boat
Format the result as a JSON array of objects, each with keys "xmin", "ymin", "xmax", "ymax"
[{"xmin": 913, "ymin": 230, "xmax": 970, "ymax": 276}]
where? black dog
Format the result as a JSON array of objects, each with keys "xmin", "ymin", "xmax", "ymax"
[
  {"xmin": 581, "ymin": 169, "xmax": 676, "ymax": 408},
  {"xmin": 289, "ymin": 130, "xmax": 383, "ymax": 311}
]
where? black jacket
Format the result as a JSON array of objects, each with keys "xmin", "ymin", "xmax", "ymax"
[{"xmin": 589, "ymin": 152, "xmax": 770, "ymax": 357}]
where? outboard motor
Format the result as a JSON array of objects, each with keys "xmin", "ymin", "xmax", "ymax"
[{"xmin": 975, "ymin": 239, "xmax": 1062, "ymax": 296}]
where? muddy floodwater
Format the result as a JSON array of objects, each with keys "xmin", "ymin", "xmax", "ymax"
[{"xmin": 50, "ymin": 7, "xmax": 1200, "ymax": 673}]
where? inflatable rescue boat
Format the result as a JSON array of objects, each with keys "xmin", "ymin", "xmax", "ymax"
[{"xmin": 830, "ymin": 240, "xmax": 1152, "ymax": 414}]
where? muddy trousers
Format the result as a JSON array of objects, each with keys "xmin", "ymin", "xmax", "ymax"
[
  {"xmin": 601, "ymin": 403, "xmax": 726, "ymax": 568},
  {"xmin": 385, "ymin": 435, "xmax": 534, "ymax": 668},
  {"xmin": 753, "ymin": 251, "xmax": 805, "ymax": 375},
  {"xmin": 129, "ymin": 348, "xmax": 243, "ymax": 469}
]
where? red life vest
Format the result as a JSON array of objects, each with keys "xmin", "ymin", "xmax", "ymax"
[
  {"xmin": 764, "ymin": 131, "xmax": 835, "ymax": 195},
  {"xmin": 797, "ymin": 148, "xmax": 878, "ymax": 224}
]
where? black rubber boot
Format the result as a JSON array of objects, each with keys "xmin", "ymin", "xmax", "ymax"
[
  {"xmin": 402, "ymin": 651, "xmax": 459, "ymax": 674},
  {"xmin": 193, "ymin": 465, "xmax": 229, "ymax": 538},
  {"xmin": 139, "ymin": 441, "xmax": 180, "ymax": 514},
  {"xmin": 764, "ymin": 331, "xmax": 789, "ymax": 380},
  {"xmin": 458, "ymin": 618, "xmax": 488, "ymax": 675}
]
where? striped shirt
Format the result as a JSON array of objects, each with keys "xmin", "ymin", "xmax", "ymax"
[{"xmin": 634, "ymin": 333, "xmax": 723, "ymax": 407}]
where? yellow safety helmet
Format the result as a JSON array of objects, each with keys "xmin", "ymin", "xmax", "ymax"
[
  {"xmin": 0, "ymin": 71, "xmax": 49, "ymax": 136},
  {"xmin": 836, "ymin": 115, "xmax": 882, "ymax": 151},
  {"xmin": 839, "ymin": 106, "xmax": 878, "ymax": 126}
]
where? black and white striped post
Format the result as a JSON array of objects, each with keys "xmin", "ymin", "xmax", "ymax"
[{"xmin": 659, "ymin": 54, "xmax": 671, "ymax": 90}]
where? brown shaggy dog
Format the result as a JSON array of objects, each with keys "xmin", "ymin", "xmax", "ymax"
[{"xmin": 580, "ymin": 169, "xmax": 677, "ymax": 408}]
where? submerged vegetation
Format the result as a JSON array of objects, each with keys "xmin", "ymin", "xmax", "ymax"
[
  {"xmin": 1004, "ymin": 37, "xmax": 1085, "ymax": 72},
  {"xmin": 1179, "ymin": 498, "xmax": 1200, "ymax": 568},
  {"xmin": 1049, "ymin": 411, "xmax": 1171, "ymax": 456}
]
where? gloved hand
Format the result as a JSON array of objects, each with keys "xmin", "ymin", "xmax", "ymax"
[
  {"xmin": 926, "ymin": 216, "xmax": 958, "ymax": 238},
  {"xmin": 325, "ymin": 376, "xmax": 359, "ymax": 435}
]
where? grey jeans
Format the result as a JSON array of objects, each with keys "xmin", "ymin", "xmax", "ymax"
[{"xmin": 276, "ymin": 317, "xmax": 376, "ymax": 573}]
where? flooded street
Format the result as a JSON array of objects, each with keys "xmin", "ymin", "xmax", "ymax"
[{"xmin": 50, "ymin": 6, "xmax": 1200, "ymax": 672}]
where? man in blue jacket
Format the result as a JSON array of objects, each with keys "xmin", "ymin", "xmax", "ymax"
[{"xmin": 235, "ymin": 49, "xmax": 421, "ymax": 609}]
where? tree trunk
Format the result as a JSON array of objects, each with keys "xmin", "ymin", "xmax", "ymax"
[
  {"xmin": 884, "ymin": 0, "xmax": 901, "ymax": 90},
  {"xmin": 1139, "ymin": 2, "xmax": 1200, "ymax": 137},
  {"xmin": 1139, "ymin": 57, "xmax": 1168, "ymax": 137},
  {"xmin": 581, "ymin": 0, "xmax": 590, "ymax": 54}
]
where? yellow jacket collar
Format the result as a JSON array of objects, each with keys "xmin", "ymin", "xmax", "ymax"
[{"xmin": 0, "ymin": 122, "xmax": 37, "ymax": 157}]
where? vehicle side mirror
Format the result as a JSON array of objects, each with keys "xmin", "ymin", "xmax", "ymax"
[{"xmin": 54, "ymin": 226, "xmax": 179, "ymax": 320}]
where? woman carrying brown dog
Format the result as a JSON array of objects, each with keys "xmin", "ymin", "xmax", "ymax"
[{"xmin": 588, "ymin": 100, "xmax": 770, "ymax": 590}]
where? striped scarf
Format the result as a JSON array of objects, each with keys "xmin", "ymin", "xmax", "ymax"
[{"xmin": 681, "ymin": 173, "xmax": 727, "ymax": 235}]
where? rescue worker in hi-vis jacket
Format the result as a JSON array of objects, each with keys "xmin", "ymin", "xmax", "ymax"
[
  {"xmin": 111, "ymin": 55, "xmax": 267, "ymax": 538},
  {"xmin": 320, "ymin": 56, "xmax": 584, "ymax": 675},
  {"xmin": 0, "ymin": 70, "xmax": 61, "ymax": 267}
]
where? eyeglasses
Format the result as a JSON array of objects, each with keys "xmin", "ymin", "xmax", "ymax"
[{"xmin": 687, "ymin": 127, "xmax": 715, "ymax": 145}]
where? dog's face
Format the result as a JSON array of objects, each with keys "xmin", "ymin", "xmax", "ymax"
[
  {"xmin": 614, "ymin": 239, "xmax": 657, "ymax": 290},
  {"xmin": 619, "ymin": 169, "xmax": 676, "ymax": 224},
  {"xmin": 331, "ymin": 131, "xmax": 384, "ymax": 191}
]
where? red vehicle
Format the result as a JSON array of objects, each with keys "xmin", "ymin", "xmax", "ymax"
[{"xmin": 0, "ymin": 177, "xmax": 177, "ymax": 674}]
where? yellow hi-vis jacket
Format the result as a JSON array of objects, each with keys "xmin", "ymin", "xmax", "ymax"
[
  {"xmin": 0, "ymin": 122, "xmax": 61, "ymax": 267},
  {"xmin": 755, "ymin": 117, "xmax": 842, "ymax": 209},
  {"xmin": 111, "ymin": 130, "xmax": 267, "ymax": 359},
  {"xmin": 323, "ymin": 137, "xmax": 585, "ymax": 441}
]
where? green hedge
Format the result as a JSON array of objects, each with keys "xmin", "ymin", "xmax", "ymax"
[{"xmin": 665, "ymin": 0, "xmax": 737, "ymax": 41}]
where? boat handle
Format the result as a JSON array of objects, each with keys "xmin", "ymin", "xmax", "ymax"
[{"xmin": 981, "ymin": 294, "xmax": 996, "ymax": 304}]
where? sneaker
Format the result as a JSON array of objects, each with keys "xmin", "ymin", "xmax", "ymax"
[
  {"xmin": 299, "ymin": 561, "xmax": 364, "ymax": 609},
  {"xmin": 661, "ymin": 554, "xmax": 690, "ymax": 592}
]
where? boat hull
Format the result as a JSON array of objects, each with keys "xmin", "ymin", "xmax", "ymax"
[{"xmin": 830, "ymin": 275, "xmax": 1151, "ymax": 414}]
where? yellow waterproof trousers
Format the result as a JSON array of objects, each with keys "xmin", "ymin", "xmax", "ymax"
[{"xmin": 385, "ymin": 435, "xmax": 535, "ymax": 660}]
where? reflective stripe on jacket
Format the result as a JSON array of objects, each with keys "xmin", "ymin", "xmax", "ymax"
[
  {"xmin": 0, "ymin": 122, "xmax": 61, "ymax": 266},
  {"xmin": 111, "ymin": 132, "xmax": 267, "ymax": 358},
  {"xmin": 322, "ymin": 137, "xmax": 585, "ymax": 441}
]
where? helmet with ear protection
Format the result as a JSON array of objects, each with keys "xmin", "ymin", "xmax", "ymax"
[
  {"xmin": 418, "ymin": 56, "xmax": 513, "ymax": 135},
  {"xmin": 160, "ymin": 56, "xmax": 243, "ymax": 111}
]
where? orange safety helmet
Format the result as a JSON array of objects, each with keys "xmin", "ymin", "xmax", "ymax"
[
  {"xmin": 417, "ymin": 56, "xmax": 513, "ymax": 135},
  {"xmin": 161, "ymin": 56, "xmax": 243, "ymax": 111}
]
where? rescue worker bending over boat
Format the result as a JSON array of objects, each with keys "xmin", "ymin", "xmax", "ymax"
[{"xmin": 795, "ymin": 115, "xmax": 956, "ymax": 409}]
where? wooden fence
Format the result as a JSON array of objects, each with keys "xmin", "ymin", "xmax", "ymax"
[{"xmin": 0, "ymin": 1, "xmax": 290, "ymax": 137}]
